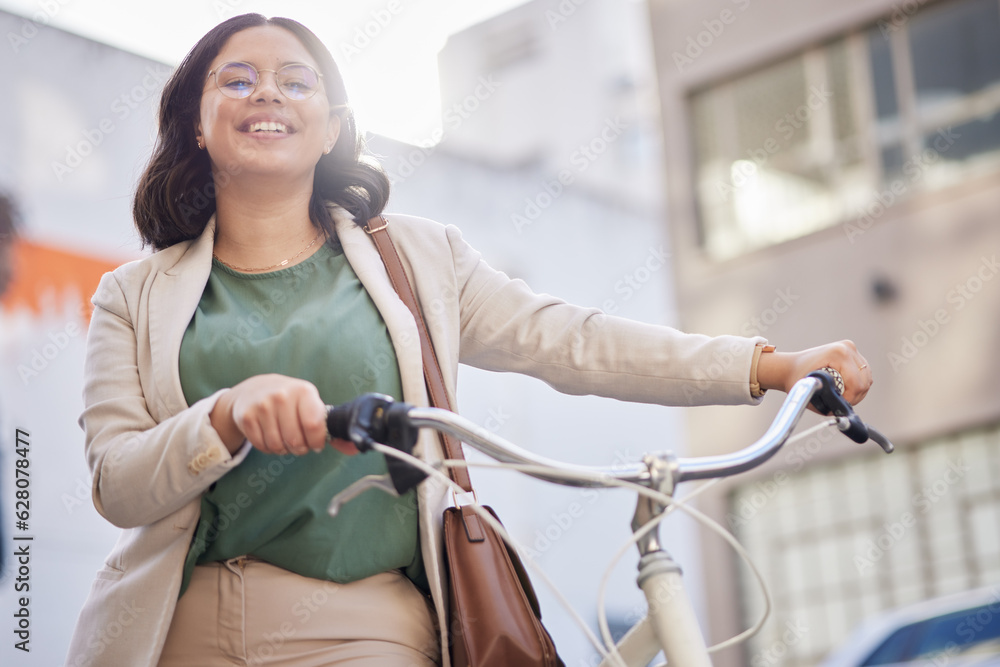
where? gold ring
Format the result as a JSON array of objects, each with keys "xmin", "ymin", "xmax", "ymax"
[{"xmin": 859, "ymin": 363, "xmax": 869, "ymax": 371}]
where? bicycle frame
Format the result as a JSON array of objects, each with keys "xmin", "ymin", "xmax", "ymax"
[{"xmin": 326, "ymin": 372, "xmax": 893, "ymax": 666}]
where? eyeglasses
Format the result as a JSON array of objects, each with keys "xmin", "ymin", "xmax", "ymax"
[{"xmin": 208, "ymin": 62, "xmax": 324, "ymax": 101}]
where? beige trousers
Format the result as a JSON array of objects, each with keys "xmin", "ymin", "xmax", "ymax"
[{"xmin": 158, "ymin": 556, "xmax": 440, "ymax": 666}]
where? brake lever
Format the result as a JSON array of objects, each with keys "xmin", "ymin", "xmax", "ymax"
[
  {"xmin": 328, "ymin": 474, "xmax": 400, "ymax": 517},
  {"xmin": 807, "ymin": 370, "xmax": 893, "ymax": 452},
  {"xmin": 865, "ymin": 425, "xmax": 895, "ymax": 453}
]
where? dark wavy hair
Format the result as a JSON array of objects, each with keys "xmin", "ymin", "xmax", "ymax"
[{"xmin": 133, "ymin": 13, "xmax": 390, "ymax": 250}]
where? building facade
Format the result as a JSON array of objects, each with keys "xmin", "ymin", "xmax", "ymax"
[
  {"xmin": 647, "ymin": 0, "xmax": 1000, "ymax": 664},
  {"xmin": 379, "ymin": 2, "xmax": 691, "ymax": 665}
]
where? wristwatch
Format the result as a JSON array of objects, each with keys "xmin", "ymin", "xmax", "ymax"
[{"xmin": 750, "ymin": 343, "xmax": 776, "ymax": 398}]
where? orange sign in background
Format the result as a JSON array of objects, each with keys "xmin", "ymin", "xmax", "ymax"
[{"xmin": 1, "ymin": 240, "xmax": 122, "ymax": 319}]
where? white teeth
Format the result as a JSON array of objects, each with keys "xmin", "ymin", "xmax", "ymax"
[{"xmin": 248, "ymin": 121, "xmax": 288, "ymax": 133}]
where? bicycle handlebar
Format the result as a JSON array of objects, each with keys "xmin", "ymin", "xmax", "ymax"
[{"xmin": 325, "ymin": 370, "xmax": 893, "ymax": 496}]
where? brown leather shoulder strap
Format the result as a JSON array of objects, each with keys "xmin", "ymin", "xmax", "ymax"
[{"xmin": 365, "ymin": 216, "xmax": 472, "ymax": 492}]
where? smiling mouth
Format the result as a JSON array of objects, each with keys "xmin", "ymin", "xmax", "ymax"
[{"xmin": 246, "ymin": 121, "xmax": 290, "ymax": 134}]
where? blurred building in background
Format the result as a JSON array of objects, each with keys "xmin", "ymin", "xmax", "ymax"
[
  {"xmin": 647, "ymin": 0, "xmax": 1000, "ymax": 664},
  {"xmin": 0, "ymin": 9, "xmax": 157, "ymax": 667},
  {"xmin": 370, "ymin": 1, "xmax": 692, "ymax": 665}
]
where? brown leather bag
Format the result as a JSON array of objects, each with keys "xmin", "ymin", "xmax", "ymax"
[{"xmin": 366, "ymin": 216, "xmax": 565, "ymax": 667}]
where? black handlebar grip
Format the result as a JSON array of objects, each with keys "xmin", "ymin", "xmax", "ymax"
[
  {"xmin": 326, "ymin": 403, "xmax": 354, "ymax": 443},
  {"xmin": 326, "ymin": 393, "xmax": 427, "ymax": 494},
  {"xmin": 325, "ymin": 393, "xmax": 397, "ymax": 452},
  {"xmin": 807, "ymin": 370, "xmax": 870, "ymax": 444}
]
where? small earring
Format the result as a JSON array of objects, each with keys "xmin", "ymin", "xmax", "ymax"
[
  {"xmin": 323, "ymin": 145, "xmax": 331, "ymax": 155},
  {"xmin": 197, "ymin": 139, "xmax": 204, "ymax": 150}
]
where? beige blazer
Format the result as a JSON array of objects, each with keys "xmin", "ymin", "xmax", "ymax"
[{"xmin": 65, "ymin": 206, "xmax": 763, "ymax": 666}]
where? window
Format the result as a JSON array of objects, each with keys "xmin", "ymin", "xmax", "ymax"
[
  {"xmin": 690, "ymin": 0, "xmax": 1000, "ymax": 261},
  {"xmin": 730, "ymin": 422, "xmax": 1000, "ymax": 665},
  {"xmin": 871, "ymin": 0, "xmax": 1000, "ymax": 191}
]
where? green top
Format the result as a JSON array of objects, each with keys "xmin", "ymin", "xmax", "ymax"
[{"xmin": 177, "ymin": 242, "xmax": 425, "ymax": 597}]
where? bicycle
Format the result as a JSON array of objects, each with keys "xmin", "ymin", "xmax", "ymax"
[{"xmin": 324, "ymin": 370, "xmax": 894, "ymax": 666}]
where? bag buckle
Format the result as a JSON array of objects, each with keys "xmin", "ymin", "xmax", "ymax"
[
  {"xmin": 364, "ymin": 216, "xmax": 389, "ymax": 234},
  {"xmin": 451, "ymin": 488, "xmax": 478, "ymax": 508}
]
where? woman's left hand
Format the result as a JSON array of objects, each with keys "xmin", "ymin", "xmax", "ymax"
[{"xmin": 756, "ymin": 340, "xmax": 873, "ymax": 406}]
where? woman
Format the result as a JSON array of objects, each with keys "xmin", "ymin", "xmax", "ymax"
[{"xmin": 66, "ymin": 13, "xmax": 872, "ymax": 667}]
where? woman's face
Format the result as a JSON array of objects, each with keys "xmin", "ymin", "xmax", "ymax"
[{"xmin": 196, "ymin": 25, "xmax": 340, "ymax": 184}]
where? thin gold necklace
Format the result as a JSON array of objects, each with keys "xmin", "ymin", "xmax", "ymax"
[{"xmin": 213, "ymin": 231, "xmax": 325, "ymax": 273}]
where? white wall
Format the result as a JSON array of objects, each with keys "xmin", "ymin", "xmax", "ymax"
[{"xmin": 0, "ymin": 9, "xmax": 158, "ymax": 665}]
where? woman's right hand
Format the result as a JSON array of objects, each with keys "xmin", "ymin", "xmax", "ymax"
[{"xmin": 210, "ymin": 374, "xmax": 358, "ymax": 457}]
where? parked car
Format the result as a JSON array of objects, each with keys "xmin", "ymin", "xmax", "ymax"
[{"xmin": 821, "ymin": 586, "xmax": 1000, "ymax": 666}]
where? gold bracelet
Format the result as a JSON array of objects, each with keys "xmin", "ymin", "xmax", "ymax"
[{"xmin": 750, "ymin": 343, "xmax": 776, "ymax": 398}]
